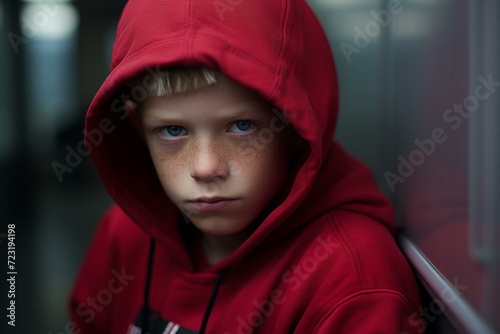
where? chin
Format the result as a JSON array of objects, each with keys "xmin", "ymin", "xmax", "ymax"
[
  {"xmin": 192, "ymin": 219, "xmax": 251, "ymax": 237},
  {"xmin": 197, "ymin": 226, "xmax": 246, "ymax": 237}
]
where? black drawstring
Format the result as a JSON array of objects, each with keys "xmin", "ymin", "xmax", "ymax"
[
  {"xmin": 142, "ymin": 238, "xmax": 156, "ymax": 334},
  {"xmin": 199, "ymin": 268, "xmax": 229, "ymax": 334},
  {"xmin": 141, "ymin": 238, "xmax": 227, "ymax": 334}
]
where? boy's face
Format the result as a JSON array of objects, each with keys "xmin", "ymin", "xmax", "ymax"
[{"xmin": 138, "ymin": 78, "xmax": 293, "ymax": 238}]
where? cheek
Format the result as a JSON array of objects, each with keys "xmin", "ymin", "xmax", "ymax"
[
  {"xmin": 149, "ymin": 147, "xmax": 189, "ymax": 194},
  {"xmin": 232, "ymin": 133, "xmax": 291, "ymax": 182}
]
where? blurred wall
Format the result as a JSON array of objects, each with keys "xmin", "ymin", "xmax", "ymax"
[
  {"xmin": 309, "ymin": 0, "xmax": 500, "ymax": 333},
  {"xmin": 0, "ymin": 1, "xmax": 123, "ymax": 333}
]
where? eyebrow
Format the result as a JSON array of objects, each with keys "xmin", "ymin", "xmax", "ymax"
[
  {"xmin": 141, "ymin": 113, "xmax": 181, "ymax": 124},
  {"xmin": 141, "ymin": 106, "xmax": 261, "ymax": 124}
]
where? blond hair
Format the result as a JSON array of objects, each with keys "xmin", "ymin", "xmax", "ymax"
[{"xmin": 127, "ymin": 66, "xmax": 223, "ymax": 99}]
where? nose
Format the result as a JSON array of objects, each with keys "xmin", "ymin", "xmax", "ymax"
[{"xmin": 190, "ymin": 140, "xmax": 229, "ymax": 182}]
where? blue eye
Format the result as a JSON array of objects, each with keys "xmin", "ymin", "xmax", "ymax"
[
  {"xmin": 159, "ymin": 126, "xmax": 186, "ymax": 138},
  {"xmin": 230, "ymin": 121, "xmax": 253, "ymax": 133}
]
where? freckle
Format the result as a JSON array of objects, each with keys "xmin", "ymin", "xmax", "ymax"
[{"xmin": 220, "ymin": 142, "xmax": 231, "ymax": 155}]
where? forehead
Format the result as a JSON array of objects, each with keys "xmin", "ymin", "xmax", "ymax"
[{"xmin": 139, "ymin": 78, "xmax": 272, "ymax": 120}]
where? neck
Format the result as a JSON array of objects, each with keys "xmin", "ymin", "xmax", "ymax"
[{"xmin": 201, "ymin": 230, "xmax": 251, "ymax": 264}]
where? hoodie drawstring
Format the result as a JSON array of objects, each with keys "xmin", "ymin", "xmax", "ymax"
[
  {"xmin": 142, "ymin": 238, "xmax": 156, "ymax": 334},
  {"xmin": 199, "ymin": 267, "xmax": 228, "ymax": 334},
  {"xmin": 141, "ymin": 238, "xmax": 228, "ymax": 334}
]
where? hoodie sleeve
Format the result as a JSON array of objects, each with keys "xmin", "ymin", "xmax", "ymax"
[
  {"xmin": 313, "ymin": 290, "xmax": 424, "ymax": 334},
  {"xmin": 68, "ymin": 205, "xmax": 147, "ymax": 334},
  {"xmin": 69, "ymin": 208, "xmax": 117, "ymax": 333}
]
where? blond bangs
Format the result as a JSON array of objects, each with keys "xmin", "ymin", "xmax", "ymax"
[{"xmin": 127, "ymin": 66, "xmax": 223, "ymax": 98}]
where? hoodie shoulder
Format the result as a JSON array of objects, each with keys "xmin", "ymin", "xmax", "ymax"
[
  {"xmin": 69, "ymin": 205, "xmax": 150, "ymax": 333},
  {"xmin": 286, "ymin": 210, "xmax": 422, "ymax": 332},
  {"xmin": 325, "ymin": 210, "xmax": 416, "ymax": 293},
  {"xmin": 98, "ymin": 205, "xmax": 150, "ymax": 250}
]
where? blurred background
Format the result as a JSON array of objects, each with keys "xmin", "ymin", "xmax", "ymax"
[{"xmin": 0, "ymin": 0, "xmax": 498, "ymax": 333}]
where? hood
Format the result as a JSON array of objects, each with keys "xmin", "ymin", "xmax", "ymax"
[{"xmin": 85, "ymin": 0, "xmax": 394, "ymax": 271}]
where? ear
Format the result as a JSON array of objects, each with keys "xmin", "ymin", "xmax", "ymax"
[{"xmin": 124, "ymin": 100, "xmax": 144, "ymax": 137}]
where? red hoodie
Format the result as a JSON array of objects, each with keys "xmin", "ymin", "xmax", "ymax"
[{"xmin": 70, "ymin": 0, "xmax": 423, "ymax": 333}]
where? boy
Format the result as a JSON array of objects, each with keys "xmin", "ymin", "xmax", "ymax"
[{"xmin": 70, "ymin": 1, "xmax": 423, "ymax": 333}]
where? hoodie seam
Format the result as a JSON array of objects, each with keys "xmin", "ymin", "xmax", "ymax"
[
  {"xmin": 267, "ymin": 0, "xmax": 289, "ymax": 100},
  {"xmin": 327, "ymin": 211, "xmax": 364, "ymax": 288},
  {"xmin": 186, "ymin": 0, "xmax": 193, "ymax": 60},
  {"xmin": 277, "ymin": 0, "xmax": 289, "ymax": 61},
  {"xmin": 312, "ymin": 289, "xmax": 417, "ymax": 333}
]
